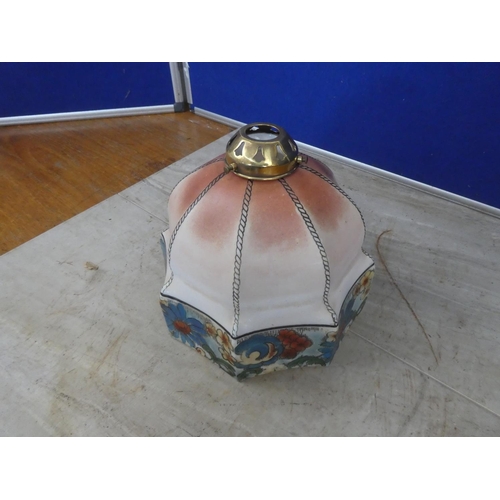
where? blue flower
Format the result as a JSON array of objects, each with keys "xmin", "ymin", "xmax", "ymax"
[
  {"xmin": 161, "ymin": 302, "xmax": 206, "ymax": 348},
  {"xmin": 318, "ymin": 339, "xmax": 340, "ymax": 364}
]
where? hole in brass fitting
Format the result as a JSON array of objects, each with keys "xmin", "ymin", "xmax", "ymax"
[
  {"xmin": 253, "ymin": 147, "xmax": 265, "ymax": 162},
  {"xmin": 234, "ymin": 142, "xmax": 245, "ymax": 156}
]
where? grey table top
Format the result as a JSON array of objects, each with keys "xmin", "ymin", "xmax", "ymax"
[{"xmin": 1, "ymin": 134, "xmax": 499, "ymax": 436}]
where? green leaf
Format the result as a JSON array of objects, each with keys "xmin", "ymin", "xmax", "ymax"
[
  {"xmin": 201, "ymin": 343, "xmax": 236, "ymax": 376},
  {"xmin": 285, "ymin": 355, "xmax": 327, "ymax": 369},
  {"xmin": 237, "ymin": 367, "xmax": 264, "ymax": 381}
]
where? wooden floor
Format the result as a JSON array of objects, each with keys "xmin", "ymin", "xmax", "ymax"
[{"xmin": 0, "ymin": 112, "xmax": 232, "ymax": 255}]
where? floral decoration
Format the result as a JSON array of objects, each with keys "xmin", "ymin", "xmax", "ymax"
[
  {"xmin": 205, "ymin": 322, "xmax": 218, "ymax": 338},
  {"xmin": 214, "ymin": 329, "xmax": 233, "ymax": 352},
  {"xmin": 161, "ymin": 302, "xmax": 206, "ymax": 348},
  {"xmin": 195, "ymin": 346, "xmax": 211, "ymax": 359},
  {"xmin": 337, "ymin": 265, "xmax": 375, "ymax": 334},
  {"xmin": 234, "ymin": 334, "xmax": 283, "ymax": 368},
  {"xmin": 160, "ymin": 265, "xmax": 373, "ymax": 380},
  {"xmin": 277, "ymin": 329, "xmax": 313, "ymax": 359}
]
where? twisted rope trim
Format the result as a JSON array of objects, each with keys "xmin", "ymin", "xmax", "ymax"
[
  {"xmin": 231, "ymin": 180, "xmax": 254, "ymax": 336},
  {"xmin": 279, "ymin": 178, "xmax": 338, "ymax": 327},
  {"xmin": 299, "ymin": 163, "xmax": 373, "ymax": 259},
  {"xmin": 162, "ymin": 170, "xmax": 228, "ymax": 292}
]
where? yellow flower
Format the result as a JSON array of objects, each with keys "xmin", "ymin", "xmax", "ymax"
[
  {"xmin": 195, "ymin": 346, "xmax": 211, "ymax": 359},
  {"xmin": 205, "ymin": 322, "xmax": 217, "ymax": 337},
  {"xmin": 219, "ymin": 347, "xmax": 237, "ymax": 364},
  {"xmin": 326, "ymin": 331, "xmax": 338, "ymax": 342},
  {"xmin": 215, "ymin": 330, "xmax": 233, "ymax": 352},
  {"xmin": 354, "ymin": 268, "xmax": 375, "ymax": 298}
]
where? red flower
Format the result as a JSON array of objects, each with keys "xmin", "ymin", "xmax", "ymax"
[{"xmin": 277, "ymin": 329, "xmax": 313, "ymax": 359}]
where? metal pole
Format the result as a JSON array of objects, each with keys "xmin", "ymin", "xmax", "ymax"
[{"xmin": 169, "ymin": 62, "xmax": 193, "ymax": 112}]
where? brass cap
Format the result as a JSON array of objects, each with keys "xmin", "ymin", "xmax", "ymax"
[{"xmin": 225, "ymin": 123, "xmax": 303, "ymax": 180}]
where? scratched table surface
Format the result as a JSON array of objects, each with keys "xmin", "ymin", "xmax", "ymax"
[{"xmin": 1, "ymin": 133, "xmax": 499, "ymax": 436}]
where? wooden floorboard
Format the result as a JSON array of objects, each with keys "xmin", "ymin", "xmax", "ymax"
[{"xmin": 0, "ymin": 112, "xmax": 232, "ymax": 255}]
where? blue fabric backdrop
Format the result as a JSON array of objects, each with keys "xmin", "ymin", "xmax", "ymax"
[
  {"xmin": 189, "ymin": 63, "xmax": 500, "ymax": 209},
  {"xmin": 0, "ymin": 62, "xmax": 174, "ymax": 117}
]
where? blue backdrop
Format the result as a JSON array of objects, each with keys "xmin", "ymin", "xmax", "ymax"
[
  {"xmin": 0, "ymin": 62, "xmax": 174, "ymax": 117},
  {"xmin": 190, "ymin": 63, "xmax": 500, "ymax": 209}
]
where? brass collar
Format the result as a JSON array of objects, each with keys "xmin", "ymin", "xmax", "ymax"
[{"xmin": 225, "ymin": 123, "xmax": 303, "ymax": 180}]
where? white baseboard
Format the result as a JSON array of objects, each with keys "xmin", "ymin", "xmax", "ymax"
[{"xmin": 0, "ymin": 104, "xmax": 176, "ymax": 127}]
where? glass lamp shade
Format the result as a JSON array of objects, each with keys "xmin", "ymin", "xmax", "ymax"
[{"xmin": 160, "ymin": 123, "xmax": 374, "ymax": 380}]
